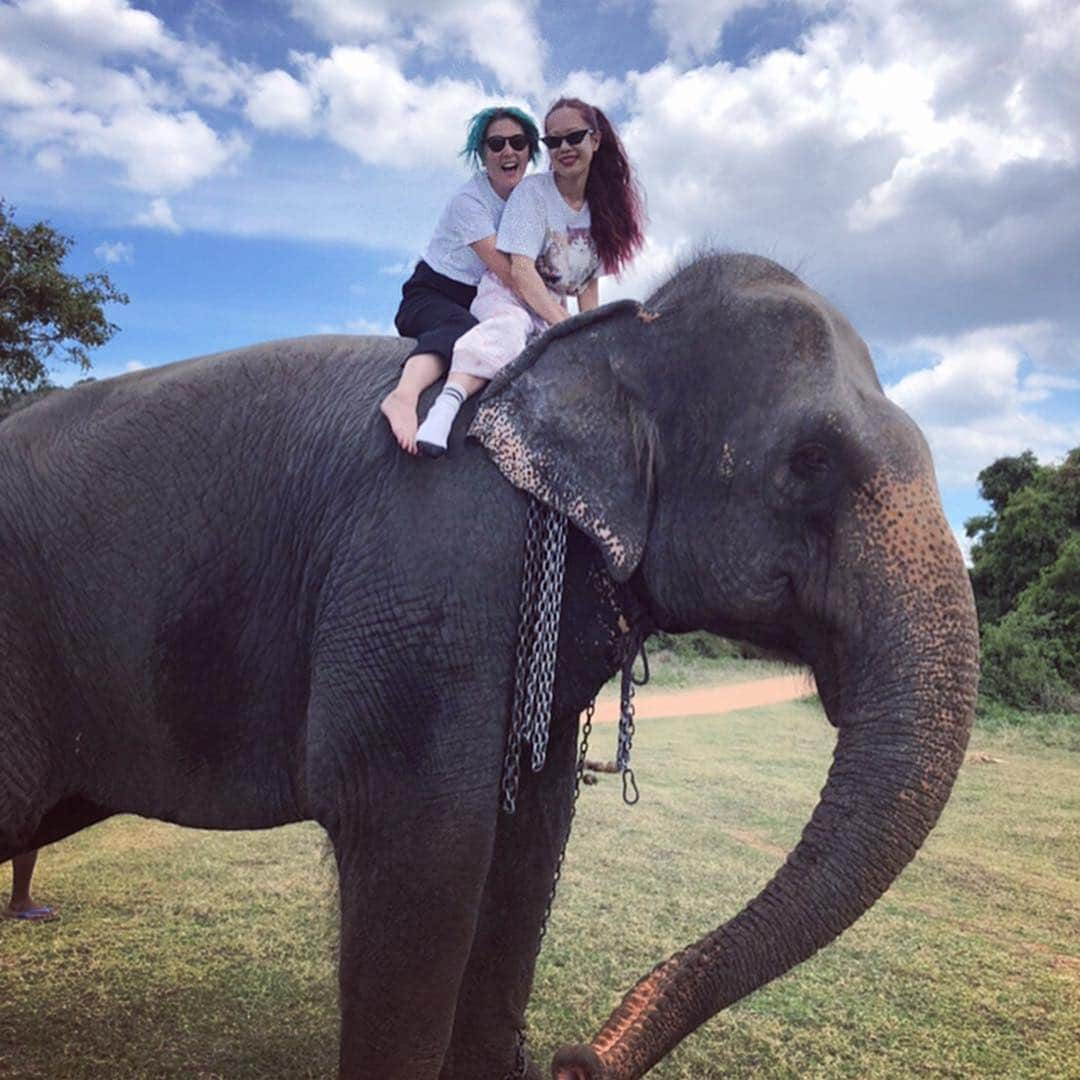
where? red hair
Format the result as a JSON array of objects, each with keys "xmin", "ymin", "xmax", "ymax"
[{"xmin": 545, "ymin": 98, "xmax": 646, "ymax": 277}]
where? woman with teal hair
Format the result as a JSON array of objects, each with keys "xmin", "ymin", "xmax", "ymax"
[{"xmin": 381, "ymin": 106, "xmax": 540, "ymax": 454}]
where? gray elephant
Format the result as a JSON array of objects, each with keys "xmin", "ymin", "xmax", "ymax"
[{"xmin": 0, "ymin": 253, "xmax": 978, "ymax": 1079}]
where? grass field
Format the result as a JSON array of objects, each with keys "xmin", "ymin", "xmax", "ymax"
[{"xmin": 2, "ymin": 697, "xmax": 1077, "ymax": 1078}]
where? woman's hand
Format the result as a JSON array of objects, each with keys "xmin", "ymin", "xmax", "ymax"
[
  {"xmin": 576, "ymin": 276, "xmax": 599, "ymax": 313},
  {"xmin": 509, "ymin": 254, "xmax": 570, "ymax": 326}
]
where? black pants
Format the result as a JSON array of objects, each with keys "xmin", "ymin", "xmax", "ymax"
[{"xmin": 394, "ymin": 261, "xmax": 478, "ymax": 365}]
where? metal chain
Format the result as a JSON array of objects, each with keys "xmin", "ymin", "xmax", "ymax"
[
  {"xmin": 537, "ymin": 700, "xmax": 593, "ymax": 951},
  {"xmin": 502, "ymin": 499, "xmax": 568, "ymax": 814},
  {"xmin": 501, "ymin": 500, "xmax": 544, "ymax": 813},
  {"xmin": 523, "ymin": 506, "xmax": 568, "ymax": 772},
  {"xmin": 504, "ymin": 701, "xmax": 595, "ymax": 1080},
  {"xmin": 499, "ymin": 496, "xmax": 652, "ymax": 1075},
  {"xmin": 507, "ymin": 1029, "xmax": 528, "ymax": 1080},
  {"xmin": 616, "ymin": 630, "xmax": 649, "ymax": 804}
]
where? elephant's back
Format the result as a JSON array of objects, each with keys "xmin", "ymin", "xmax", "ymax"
[
  {"xmin": 1, "ymin": 334, "xmax": 413, "ymax": 445},
  {"xmin": 0, "ymin": 333, "xmax": 424, "ymax": 576}
]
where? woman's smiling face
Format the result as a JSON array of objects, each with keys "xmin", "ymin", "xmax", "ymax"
[
  {"xmin": 545, "ymin": 105, "xmax": 600, "ymax": 184},
  {"xmin": 483, "ymin": 117, "xmax": 530, "ymax": 199}
]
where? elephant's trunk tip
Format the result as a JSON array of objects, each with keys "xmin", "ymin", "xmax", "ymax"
[{"xmin": 552, "ymin": 1043, "xmax": 604, "ymax": 1079}]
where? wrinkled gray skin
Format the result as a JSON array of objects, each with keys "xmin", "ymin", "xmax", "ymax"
[{"xmin": 0, "ymin": 254, "xmax": 977, "ymax": 1079}]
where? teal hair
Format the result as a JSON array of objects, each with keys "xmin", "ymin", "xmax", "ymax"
[{"xmin": 461, "ymin": 107, "xmax": 541, "ymax": 169}]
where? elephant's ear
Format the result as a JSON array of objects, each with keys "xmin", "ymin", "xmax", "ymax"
[{"xmin": 469, "ymin": 300, "xmax": 656, "ymax": 583}]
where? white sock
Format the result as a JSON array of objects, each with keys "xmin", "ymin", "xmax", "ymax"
[{"xmin": 416, "ymin": 384, "xmax": 466, "ymax": 456}]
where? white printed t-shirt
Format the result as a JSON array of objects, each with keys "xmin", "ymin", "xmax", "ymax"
[
  {"xmin": 450, "ymin": 173, "xmax": 602, "ymax": 379},
  {"xmin": 496, "ymin": 172, "xmax": 600, "ymax": 296},
  {"xmin": 422, "ymin": 174, "xmax": 507, "ymax": 286}
]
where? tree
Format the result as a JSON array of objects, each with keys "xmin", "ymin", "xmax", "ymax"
[
  {"xmin": 967, "ymin": 451, "xmax": 1077, "ymax": 626},
  {"xmin": 974, "ymin": 450, "xmax": 1040, "ymax": 515},
  {"xmin": 969, "ymin": 447, "xmax": 1080, "ymax": 710},
  {"xmin": 0, "ymin": 199, "xmax": 128, "ymax": 400}
]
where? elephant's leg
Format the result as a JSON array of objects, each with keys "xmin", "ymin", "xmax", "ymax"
[
  {"xmin": 440, "ymin": 711, "xmax": 581, "ymax": 1080},
  {"xmin": 329, "ymin": 773, "xmax": 500, "ymax": 1080},
  {"xmin": 1, "ymin": 729, "xmax": 109, "ymax": 861}
]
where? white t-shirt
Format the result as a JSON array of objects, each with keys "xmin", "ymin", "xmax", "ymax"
[
  {"xmin": 497, "ymin": 172, "xmax": 601, "ymax": 297},
  {"xmin": 423, "ymin": 174, "xmax": 507, "ymax": 286}
]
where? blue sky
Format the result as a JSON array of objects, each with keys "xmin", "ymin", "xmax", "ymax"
[{"xmin": 2, "ymin": 0, "xmax": 1078, "ymax": 553}]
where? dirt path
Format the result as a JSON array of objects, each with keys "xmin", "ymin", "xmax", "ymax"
[{"xmin": 590, "ymin": 672, "xmax": 816, "ymax": 724}]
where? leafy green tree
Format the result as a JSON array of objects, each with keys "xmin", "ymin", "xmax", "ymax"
[
  {"xmin": 974, "ymin": 450, "xmax": 1040, "ymax": 515},
  {"xmin": 970, "ymin": 448, "xmax": 1080, "ymax": 711},
  {"xmin": 967, "ymin": 452, "xmax": 1077, "ymax": 626},
  {"xmin": 0, "ymin": 199, "xmax": 128, "ymax": 401}
]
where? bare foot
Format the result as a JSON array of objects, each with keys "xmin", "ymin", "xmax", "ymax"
[{"xmin": 380, "ymin": 390, "xmax": 419, "ymax": 455}]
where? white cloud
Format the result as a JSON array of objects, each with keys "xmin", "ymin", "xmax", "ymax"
[
  {"xmin": 0, "ymin": 0, "xmax": 249, "ymax": 193},
  {"xmin": 134, "ymin": 197, "xmax": 181, "ymax": 233},
  {"xmin": 244, "ymin": 32, "xmax": 550, "ymax": 172},
  {"xmin": 555, "ymin": 71, "xmax": 627, "ymax": 114},
  {"xmin": 6, "ymin": 0, "xmax": 171, "ymax": 56},
  {"xmin": 885, "ymin": 323, "xmax": 1080, "ymax": 487},
  {"xmin": 125, "ymin": 359, "xmax": 146, "ymax": 372},
  {"xmin": 244, "ymin": 68, "xmax": 319, "ymax": 133},
  {"xmin": 0, "ymin": 52, "xmax": 59, "ymax": 107},
  {"xmin": 888, "ymin": 328, "xmax": 1027, "ymax": 426},
  {"xmin": 302, "ymin": 46, "xmax": 496, "ymax": 169},
  {"xmin": 288, "ymin": 0, "xmax": 546, "ymax": 97},
  {"xmin": 8, "ymin": 106, "xmax": 249, "ymax": 193},
  {"xmin": 599, "ymin": 235, "xmax": 690, "ymax": 302},
  {"xmin": 1025, "ymin": 372, "xmax": 1080, "ymax": 395},
  {"xmin": 616, "ymin": 0, "xmax": 1080, "ymax": 358},
  {"xmin": 33, "ymin": 145, "xmax": 64, "ymax": 172},
  {"xmin": 917, "ymin": 413, "xmax": 1080, "ymax": 488},
  {"xmin": 650, "ymin": 0, "xmax": 774, "ymax": 62},
  {"xmin": 95, "ymin": 240, "xmax": 134, "ymax": 264}
]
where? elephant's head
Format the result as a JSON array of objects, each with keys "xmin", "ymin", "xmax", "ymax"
[{"xmin": 470, "ymin": 252, "xmax": 979, "ymax": 1079}]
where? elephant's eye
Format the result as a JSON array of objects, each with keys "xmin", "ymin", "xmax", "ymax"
[{"xmin": 791, "ymin": 442, "xmax": 831, "ymax": 481}]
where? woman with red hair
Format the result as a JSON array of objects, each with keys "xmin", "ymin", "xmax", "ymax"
[{"xmin": 416, "ymin": 98, "xmax": 646, "ymax": 457}]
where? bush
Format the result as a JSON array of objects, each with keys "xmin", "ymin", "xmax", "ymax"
[
  {"xmin": 649, "ymin": 631, "xmax": 773, "ymax": 662},
  {"xmin": 969, "ymin": 448, "xmax": 1078, "ymax": 715},
  {"xmin": 980, "ymin": 608, "xmax": 1076, "ymax": 712}
]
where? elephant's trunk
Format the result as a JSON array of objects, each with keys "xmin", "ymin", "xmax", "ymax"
[{"xmin": 553, "ymin": 471, "xmax": 980, "ymax": 1080}]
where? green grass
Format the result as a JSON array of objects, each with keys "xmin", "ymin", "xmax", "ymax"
[
  {"xmin": 975, "ymin": 696, "xmax": 1080, "ymax": 751},
  {"xmin": 2, "ymin": 701, "xmax": 1077, "ymax": 1078}
]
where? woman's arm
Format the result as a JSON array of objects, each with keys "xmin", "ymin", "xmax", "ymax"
[
  {"xmin": 469, "ymin": 236, "xmax": 514, "ymax": 289},
  {"xmin": 576, "ymin": 276, "xmax": 600, "ymax": 313},
  {"xmin": 509, "ymin": 254, "xmax": 571, "ymax": 326}
]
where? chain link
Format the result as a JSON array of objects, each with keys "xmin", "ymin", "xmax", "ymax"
[
  {"xmin": 524, "ymin": 506, "xmax": 568, "ymax": 772},
  {"xmin": 502, "ymin": 499, "xmax": 568, "ymax": 814},
  {"xmin": 499, "ymin": 495, "xmax": 651, "ymax": 1076},
  {"xmin": 506, "ymin": 1028, "xmax": 529, "ymax": 1080},
  {"xmin": 504, "ymin": 700, "xmax": 595, "ymax": 1080},
  {"xmin": 616, "ymin": 629, "xmax": 649, "ymax": 804}
]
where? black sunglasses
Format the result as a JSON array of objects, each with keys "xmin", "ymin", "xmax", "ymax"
[
  {"xmin": 541, "ymin": 128, "xmax": 594, "ymax": 149},
  {"xmin": 485, "ymin": 134, "xmax": 530, "ymax": 152}
]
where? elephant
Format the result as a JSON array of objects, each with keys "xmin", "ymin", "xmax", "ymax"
[{"xmin": 0, "ymin": 252, "xmax": 978, "ymax": 1079}]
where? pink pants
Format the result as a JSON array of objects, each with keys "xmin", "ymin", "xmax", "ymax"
[{"xmin": 450, "ymin": 272, "xmax": 566, "ymax": 380}]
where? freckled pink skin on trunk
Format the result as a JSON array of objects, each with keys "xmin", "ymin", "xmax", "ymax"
[{"xmin": 552, "ymin": 469, "xmax": 979, "ymax": 1080}]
